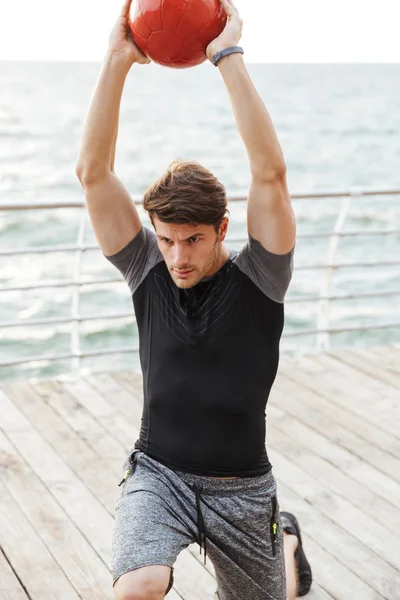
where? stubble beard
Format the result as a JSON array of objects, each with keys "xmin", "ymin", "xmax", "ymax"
[{"xmin": 171, "ymin": 238, "xmax": 219, "ymax": 289}]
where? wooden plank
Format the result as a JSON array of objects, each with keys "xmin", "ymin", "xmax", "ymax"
[
  {"xmin": 0, "ymin": 389, "xmax": 114, "ymax": 566},
  {"xmin": 274, "ymin": 369, "xmax": 400, "ymax": 460},
  {"xmin": 32, "ymin": 379, "xmax": 127, "ymax": 471},
  {"xmin": 335, "ymin": 348, "xmax": 400, "ymax": 390},
  {"xmin": 166, "ymin": 588, "xmax": 183, "ymax": 600},
  {"xmin": 277, "ymin": 481, "xmax": 396, "ymax": 600},
  {"xmin": 267, "ymin": 423, "xmax": 400, "ymax": 596},
  {"xmin": 315, "ymin": 349, "xmax": 400, "ymax": 403},
  {"xmin": 314, "ymin": 353, "xmax": 400, "ymax": 426},
  {"xmin": 172, "ymin": 549, "xmax": 217, "ymax": 600},
  {"xmin": 271, "ymin": 376, "xmax": 400, "ymax": 492},
  {"xmin": 85, "ymin": 372, "xmax": 143, "ymax": 426},
  {"xmin": 279, "ymin": 354, "xmax": 400, "ymax": 438},
  {"xmin": 0, "ymin": 429, "xmax": 114, "ymax": 599},
  {"xmin": 297, "ymin": 583, "xmax": 335, "ymax": 599},
  {"xmin": 58, "ymin": 375, "xmax": 139, "ymax": 448},
  {"xmin": 267, "ymin": 402, "xmax": 400, "ymax": 530},
  {"xmin": 0, "ymin": 549, "xmax": 29, "ymax": 600},
  {"xmin": 269, "ymin": 446, "xmax": 400, "ymax": 572},
  {"xmin": 0, "ymin": 388, "xmax": 215, "ymax": 600},
  {"xmin": 269, "ymin": 391, "xmax": 400, "ymax": 513},
  {"xmin": 282, "ymin": 518, "xmax": 383, "ymax": 599},
  {"xmin": 0, "ymin": 479, "xmax": 80, "ymax": 600},
  {"xmin": 4, "ymin": 343, "xmax": 399, "ymax": 599},
  {"xmin": 4, "ymin": 381, "xmax": 121, "ymax": 511},
  {"xmin": 365, "ymin": 346, "xmax": 400, "ymax": 373},
  {"xmin": 115, "ymin": 370, "xmax": 144, "ymax": 392},
  {"xmin": 114, "ymin": 372, "xmax": 144, "ymax": 403},
  {"xmin": 165, "ymin": 585, "xmax": 184, "ymax": 600}
]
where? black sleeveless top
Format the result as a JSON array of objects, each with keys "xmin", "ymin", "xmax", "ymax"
[{"xmin": 105, "ymin": 227, "xmax": 293, "ymax": 477}]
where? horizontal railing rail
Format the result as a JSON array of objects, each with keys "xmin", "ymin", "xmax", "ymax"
[
  {"xmin": 1, "ymin": 187, "xmax": 400, "ymax": 371},
  {"xmin": 2, "ymin": 320, "xmax": 400, "ymax": 369},
  {"xmin": 3, "ymin": 284, "xmax": 400, "ymax": 331},
  {"xmin": 3, "ymin": 258, "xmax": 400, "ymax": 294},
  {"xmin": 2, "ymin": 228, "xmax": 400, "ymax": 258},
  {"xmin": 1, "ymin": 293, "xmax": 400, "ymax": 329},
  {"xmin": 1, "ymin": 185, "xmax": 400, "ymax": 212}
]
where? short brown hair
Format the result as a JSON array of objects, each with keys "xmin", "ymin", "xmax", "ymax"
[{"xmin": 142, "ymin": 159, "xmax": 228, "ymax": 231}]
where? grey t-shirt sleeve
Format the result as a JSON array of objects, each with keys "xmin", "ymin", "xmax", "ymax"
[
  {"xmin": 103, "ymin": 226, "xmax": 162, "ymax": 294},
  {"xmin": 234, "ymin": 234, "xmax": 294, "ymax": 303}
]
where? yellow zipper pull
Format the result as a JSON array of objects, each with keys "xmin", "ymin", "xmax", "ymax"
[
  {"xmin": 272, "ymin": 522, "xmax": 277, "ymax": 536},
  {"xmin": 118, "ymin": 468, "xmax": 131, "ymax": 487}
]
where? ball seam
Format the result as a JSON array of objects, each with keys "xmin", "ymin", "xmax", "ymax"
[
  {"xmin": 182, "ymin": 3, "xmax": 222, "ymax": 44},
  {"xmin": 138, "ymin": 0, "xmax": 153, "ymax": 31},
  {"xmin": 173, "ymin": 0, "xmax": 194, "ymax": 34}
]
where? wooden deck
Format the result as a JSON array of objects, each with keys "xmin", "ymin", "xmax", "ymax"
[{"xmin": 1, "ymin": 346, "xmax": 399, "ymax": 599}]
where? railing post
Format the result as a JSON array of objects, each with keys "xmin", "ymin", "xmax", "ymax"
[
  {"xmin": 315, "ymin": 189, "xmax": 358, "ymax": 351},
  {"xmin": 71, "ymin": 210, "xmax": 86, "ymax": 373}
]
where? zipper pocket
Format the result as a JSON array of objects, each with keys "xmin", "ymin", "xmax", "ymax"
[
  {"xmin": 270, "ymin": 495, "xmax": 278, "ymax": 557},
  {"xmin": 118, "ymin": 450, "xmax": 140, "ymax": 487},
  {"xmin": 118, "ymin": 468, "xmax": 131, "ymax": 487}
]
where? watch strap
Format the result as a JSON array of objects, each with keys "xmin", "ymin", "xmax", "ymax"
[{"xmin": 212, "ymin": 46, "xmax": 244, "ymax": 66}]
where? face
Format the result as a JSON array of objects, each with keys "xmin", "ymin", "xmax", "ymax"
[{"xmin": 153, "ymin": 217, "xmax": 229, "ymax": 289}]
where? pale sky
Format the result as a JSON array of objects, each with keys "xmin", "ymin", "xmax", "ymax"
[{"xmin": 0, "ymin": 0, "xmax": 399, "ymax": 63}]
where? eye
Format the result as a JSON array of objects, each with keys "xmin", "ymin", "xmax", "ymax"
[
  {"xmin": 188, "ymin": 237, "xmax": 200, "ymax": 243},
  {"xmin": 161, "ymin": 238, "xmax": 172, "ymax": 244}
]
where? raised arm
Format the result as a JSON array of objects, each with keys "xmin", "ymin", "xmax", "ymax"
[
  {"xmin": 76, "ymin": 0, "xmax": 150, "ymax": 256},
  {"xmin": 207, "ymin": 0, "xmax": 296, "ymax": 255}
]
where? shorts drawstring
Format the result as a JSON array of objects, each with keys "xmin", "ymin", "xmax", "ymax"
[{"xmin": 194, "ymin": 484, "xmax": 207, "ymax": 565}]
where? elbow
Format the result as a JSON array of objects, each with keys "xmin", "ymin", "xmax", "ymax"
[
  {"xmin": 75, "ymin": 161, "xmax": 110, "ymax": 187},
  {"xmin": 250, "ymin": 160, "xmax": 287, "ymax": 183},
  {"xmin": 75, "ymin": 162, "xmax": 86, "ymax": 185}
]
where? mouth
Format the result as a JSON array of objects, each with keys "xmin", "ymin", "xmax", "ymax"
[{"xmin": 173, "ymin": 269, "xmax": 194, "ymax": 278}]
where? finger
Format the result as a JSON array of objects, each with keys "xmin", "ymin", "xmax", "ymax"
[
  {"xmin": 219, "ymin": 0, "xmax": 238, "ymax": 17},
  {"xmin": 226, "ymin": 0, "xmax": 239, "ymax": 14},
  {"xmin": 140, "ymin": 49, "xmax": 151, "ymax": 63},
  {"xmin": 135, "ymin": 49, "xmax": 151, "ymax": 64},
  {"xmin": 120, "ymin": 0, "xmax": 133, "ymax": 18},
  {"xmin": 135, "ymin": 44, "xmax": 151, "ymax": 63}
]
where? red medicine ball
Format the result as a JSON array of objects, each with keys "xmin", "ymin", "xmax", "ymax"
[{"xmin": 129, "ymin": 0, "xmax": 227, "ymax": 69}]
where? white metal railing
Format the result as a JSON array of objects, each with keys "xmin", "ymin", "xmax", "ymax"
[{"xmin": 1, "ymin": 188, "xmax": 400, "ymax": 371}]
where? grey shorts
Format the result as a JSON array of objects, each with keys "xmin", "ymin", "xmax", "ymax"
[{"xmin": 112, "ymin": 450, "xmax": 286, "ymax": 600}]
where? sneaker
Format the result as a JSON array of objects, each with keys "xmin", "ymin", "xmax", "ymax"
[{"xmin": 280, "ymin": 512, "xmax": 312, "ymax": 596}]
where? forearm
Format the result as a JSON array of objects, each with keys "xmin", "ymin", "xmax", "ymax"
[
  {"xmin": 218, "ymin": 54, "xmax": 285, "ymax": 179},
  {"xmin": 77, "ymin": 51, "xmax": 133, "ymax": 181}
]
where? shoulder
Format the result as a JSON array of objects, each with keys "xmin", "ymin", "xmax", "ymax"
[
  {"xmin": 104, "ymin": 226, "xmax": 163, "ymax": 293},
  {"xmin": 233, "ymin": 235, "xmax": 294, "ymax": 303}
]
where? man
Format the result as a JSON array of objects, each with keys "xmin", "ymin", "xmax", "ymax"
[{"xmin": 76, "ymin": 0, "xmax": 312, "ymax": 598}]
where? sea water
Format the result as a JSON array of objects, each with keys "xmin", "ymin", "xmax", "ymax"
[{"xmin": 1, "ymin": 62, "xmax": 400, "ymax": 381}]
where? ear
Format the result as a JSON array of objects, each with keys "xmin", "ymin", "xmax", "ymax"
[{"xmin": 218, "ymin": 217, "xmax": 229, "ymax": 242}]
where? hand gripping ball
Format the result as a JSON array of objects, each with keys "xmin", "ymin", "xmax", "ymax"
[{"xmin": 129, "ymin": 0, "xmax": 227, "ymax": 69}]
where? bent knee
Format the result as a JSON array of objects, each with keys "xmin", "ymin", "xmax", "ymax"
[{"xmin": 114, "ymin": 565, "xmax": 172, "ymax": 600}]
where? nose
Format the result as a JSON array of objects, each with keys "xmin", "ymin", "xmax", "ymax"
[{"xmin": 173, "ymin": 243, "xmax": 190, "ymax": 267}]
